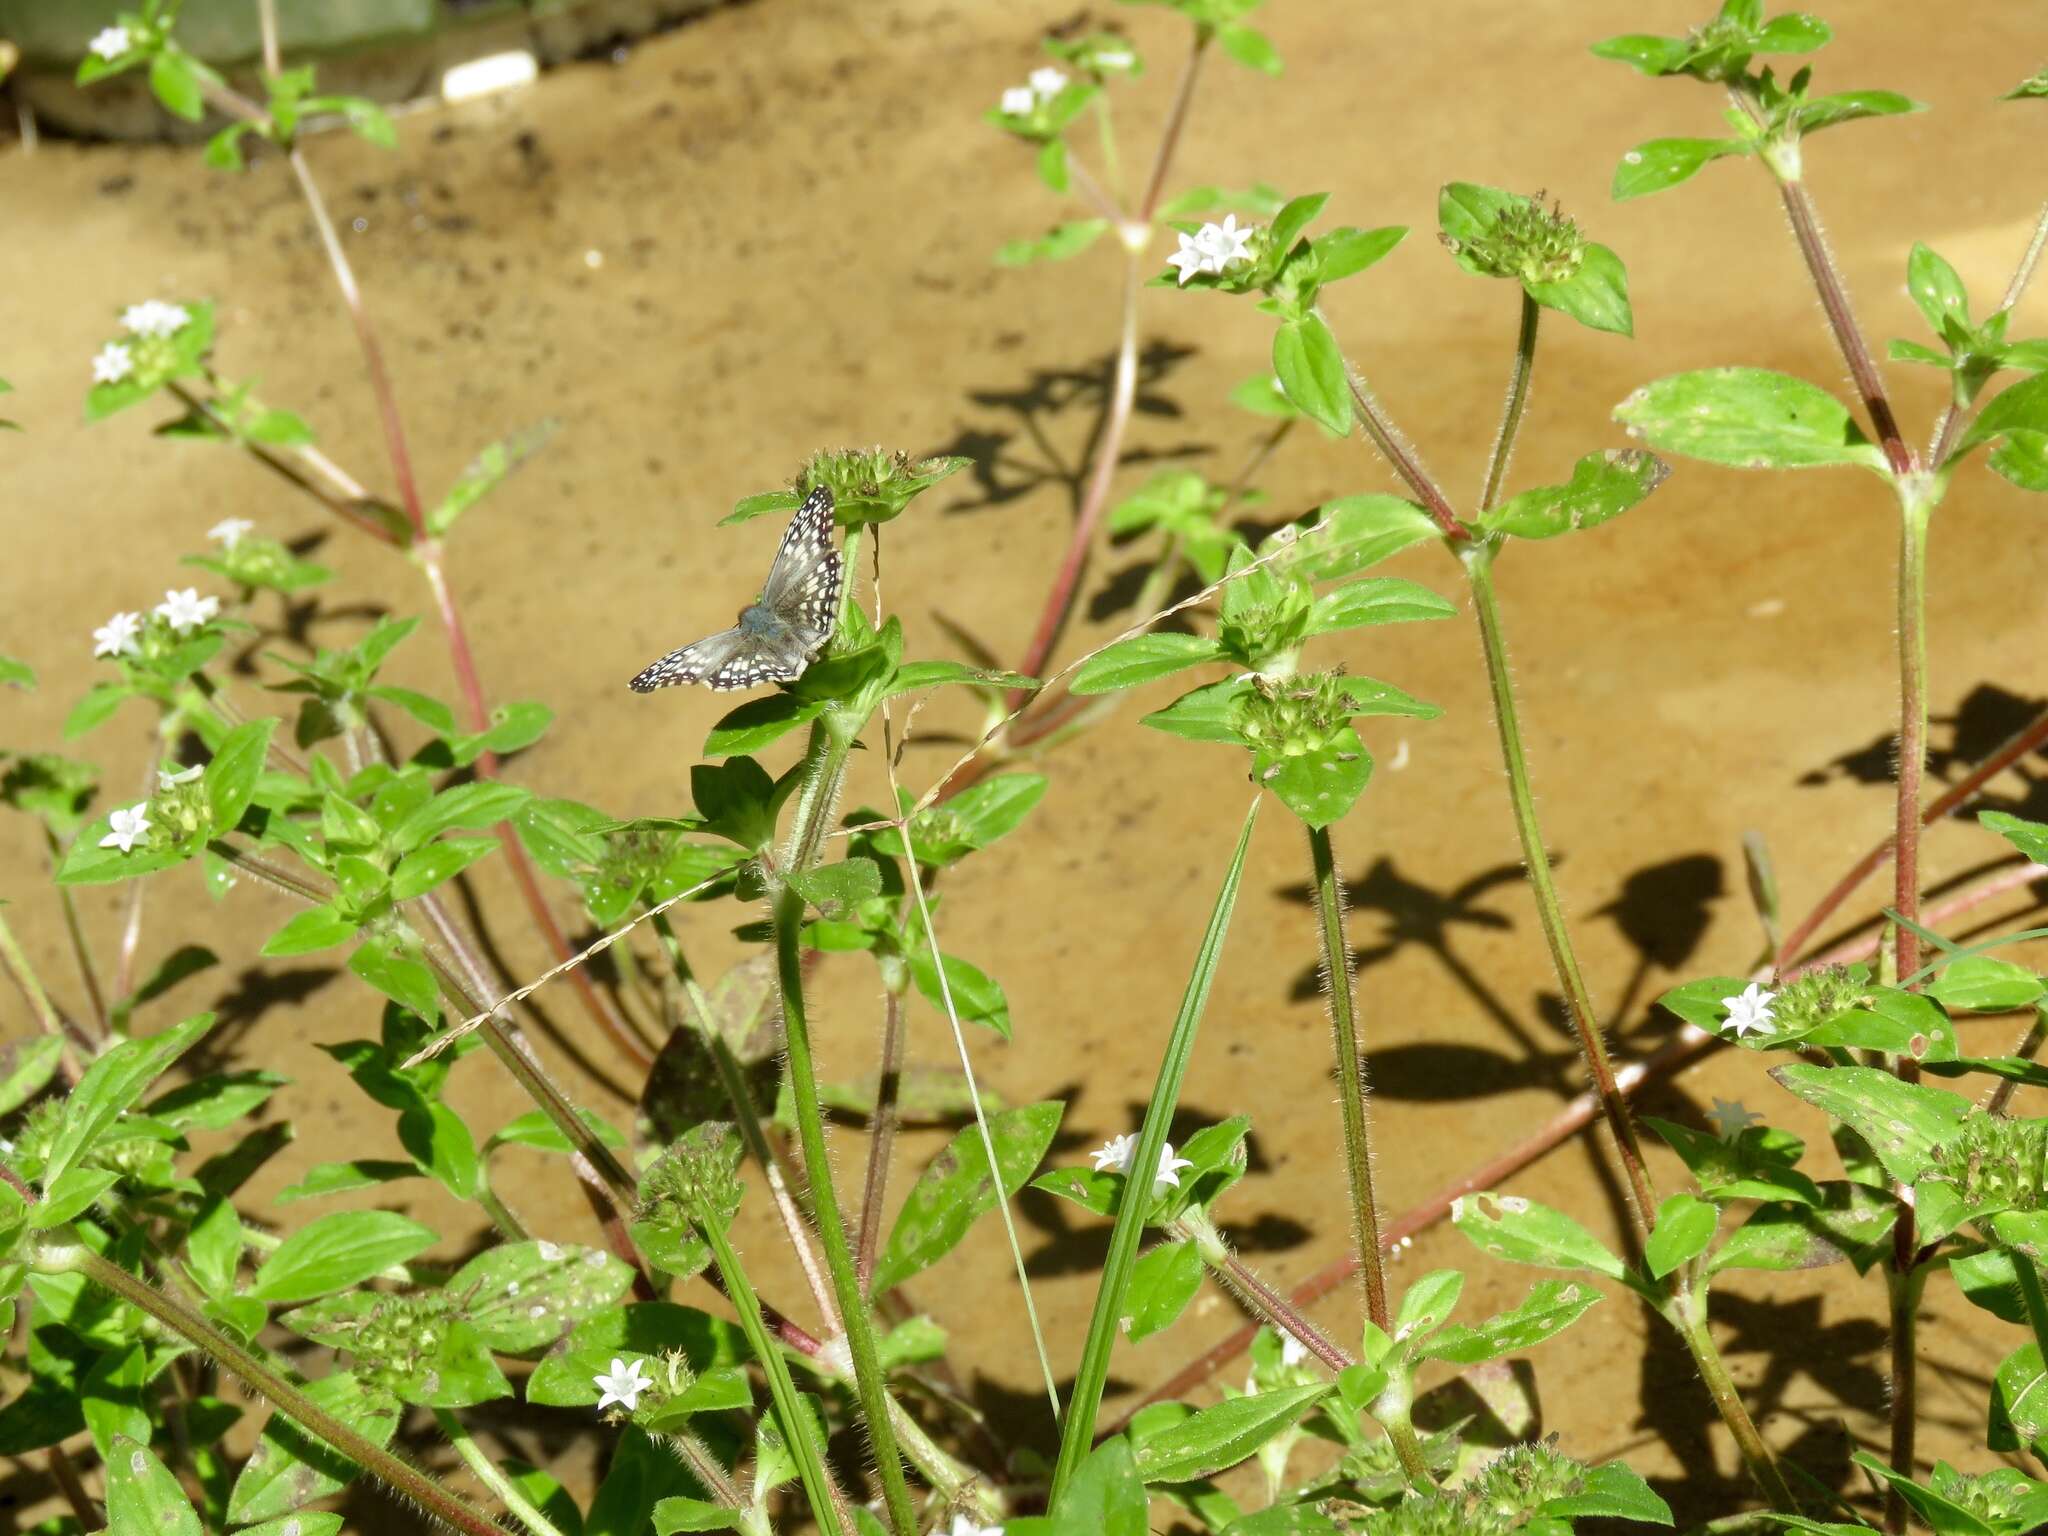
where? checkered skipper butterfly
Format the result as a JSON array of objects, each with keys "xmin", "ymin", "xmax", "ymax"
[{"xmin": 628, "ymin": 485, "xmax": 844, "ymax": 693}]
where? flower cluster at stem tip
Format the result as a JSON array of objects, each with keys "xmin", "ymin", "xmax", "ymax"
[
  {"xmin": 1234, "ymin": 673, "xmax": 1356, "ymax": 758},
  {"xmin": 1092, "ymin": 1133, "xmax": 1194, "ymax": 1197},
  {"xmin": 998, "ymin": 66, "xmax": 1067, "ymax": 118},
  {"xmin": 1441, "ymin": 193, "xmax": 1585, "ymax": 286},
  {"xmin": 1921, "ymin": 1113, "xmax": 2048, "ymax": 1214},
  {"xmin": 91, "ymin": 298, "xmax": 192, "ymax": 384},
  {"xmin": 1168, "ymin": 216, "xmax": 1256, "ymax": 286}
]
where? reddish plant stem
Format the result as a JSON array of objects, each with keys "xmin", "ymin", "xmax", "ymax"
[
  {"xmin": 1336, "ymin": 356, "xmax": 1471, "ymax": 541},
  {"xmin": 46, "ymin": 1446, "xmax": 97, "ymax": 1530},
  {"xmin": 1112, "ymin": 856, "xmax": 2048, "ymax": 1427},
  {"xmin": 856, "ymin": 987, "xmax": 907, "ymax": 1291}
]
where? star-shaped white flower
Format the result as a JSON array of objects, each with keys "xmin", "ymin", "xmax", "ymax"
[
  {"xmin": 158, "ymin": 764, "xmax": 204, "ymax": 792},
  {"xmin": 1000, "ymin": 85, "xmax": 1035, "ymax": 116},
  {"xmin": 93, "ymin": 342, "xmax": 134, "ymax": 385},
  {"xmin": 154, "ymin": 588, "xmax": 219, "ymax": 634},
  {"xmin": 1707, "ymin": 1098, "xmax": 1763, "ymax": 1139},
  {"xmin": 208, "ymin": 518, "xmax": 255, "ymax": 550},
  {"xmin": 946, "ymin": 1513, "xmax": 1002, "ymax": 1536},
  {"xmin": 1166, "ymin": 217, "xmax": 1257, "ymax": 286},
  {"xmin": 593, "ymin": 1356, "xmax": 651, "ymax": 1412},
  {"xmin": 100, "ymin": 803, "xmax": 152, "ymax": 853},
  {"xmin": 92, "ymin": 611, "xmax": 143, "ymax": 659},
  {"xmin": 89, "ymin": 26, "xmax": 132, "ymax": 60},
  {"xmin": 1720, "ymin": 982, "xmax": 1778, "ymax": 1038},
  {"xmin": 1090, "ymin": 1134, "xmax": 1195, "ymax": 1196},
  {"xmin": 121, "ymin": 300, "xmax": 190, "ymax": 339},
  {"xmin": 1166, "ymin": 230, "xmax": 1214, "ymax": 286},
  {"xmin": 1029, "ymin": 67, "xmax": 1068, "ymax": 99}
]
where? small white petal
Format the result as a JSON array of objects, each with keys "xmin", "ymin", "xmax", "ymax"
[
  {"xmin": 92, "ymin": 343, "xmax": 133, "ymax": 385},
  {"xmin": 208, "ymin": 518, "xmax": 254, "ymax": 550},
  {"xmin": 99, "ymin": 803, "xmax": 152, "ymax": 853},
  {"xmin": 157, "ymin": 764, "xmax": 203, "ymax": 791},
  {"xmin": 92, "ymin": 610, "xmax": 143, "ymax": 658},
  {"xmin": 153, "ymin": 587, "xmax": 218, "ymax": 634},
  {"xmin": 89, "ymin": 26, "xmax": 131, "ymax": 60},
  {"xmin": 1028, "ymin": 67, "xmax": 1068, "ymax": 98}
]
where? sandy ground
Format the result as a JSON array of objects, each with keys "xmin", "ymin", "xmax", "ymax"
[{"xmin": 5, "ymin": 0, "xmax": 2048, "ymax": 1526}]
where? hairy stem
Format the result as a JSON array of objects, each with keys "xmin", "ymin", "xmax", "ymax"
[
  {"xmin": 1883, "ymin": 1262, "xmax": 1930, "ymax": 1533},
  {"xmin": 697, "ymin": 1217, "xmax": 845, "ymax": 1536},
  {"xmin": 1462, "ymin": 544, "xmax": 1657, "ymax": 1231},
  {"xmin": 49, "ymin": 1245, "xmax": 502, "ymax": 1536},
  {"xmin": 1670, "ymin": 1287, "xmax": 1799, "ymax": 1512},
  {"xmin": 1332, "ymin": 343, "xmax": 1470, "ymax": 540},
  {"xmin": 1306, "ymin": 825, "xmax": 1392, "ymax": 1331},
  {"xmin": 0, "ymin": 908, "xmax": 79, "ymax": 1081},
  {"xmin": 773, "ymin": 724, "xmax": 918, "ymax": 1536},
  {"xmin": 1477, "ymin": 292, "xmax": 1540, "ymax": 513},
  {"xmin": 1892, "ymin": 489, "xmax": 1935, "ymax": 984},
  {"xmin": 436, "ymin": 1409, "xmax": 566, "ymax": 1536},
  {"xmin": 857, "ymin": 986, "xmax": 907, "ymax": 1291},
  {"xmin": 1170, "ymin": 1211, "xmax": 1350, "ymax": 1370}
]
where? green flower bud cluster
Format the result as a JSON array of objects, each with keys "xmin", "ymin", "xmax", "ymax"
[
  {"xmin": 1440, "ymin": 193, "xmax": 1585, "ymax": 286},
  {"xmin": 1352, "ymin": 1438, "xmax": 1586, "ymax": 1534},
  {"xmin": 1764, "ymin": 964, "xmax": 1870, "ymax": 1035},
  {"xmin": 1922, "ymin": 1113, "xmax": 2048, "ymax": 1215},
  {"xmin": 638, "ymin": 1122, "xmax": 746, "ymax": 1238},
  {"xmin": 1233, "ymin": 673, "xmax": 1355, "ymax": 759}
]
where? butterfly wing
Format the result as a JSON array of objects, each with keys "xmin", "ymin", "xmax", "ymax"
[
  {"xmin": 628, "ymin": 627, "xmax": 750, "ymax": 692},
  {"xmin": 758, "ymin": 485, "xmax": 844, "ymax": 650}
]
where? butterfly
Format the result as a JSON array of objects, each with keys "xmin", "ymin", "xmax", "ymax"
[{"xmin": 628, "ymin": 485, "xmax": 845, "ymax": 693}]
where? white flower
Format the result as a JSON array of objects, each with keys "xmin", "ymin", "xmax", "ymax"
[
  {"xmin": 1720, "ymin": 982, "xmax": 1778, "ymax": 1038},
  {"xmin": 1000, "ymin": 85, "xmax": 1035, "ymax": 116},
  {"xmin": 208, "ymin": 518, "xmax": 254, "ymax": 550},
  {"xmin": 157, "ymin": 764, "xmax": 203, "ymax": 791},
  {"xmin": 93, "ymin": 342, "xmax": 133, "ymax": 385},
  {"xmin": 592, "ymin": 1356, "xmax": 651, "ymax": 1412},
  {"xmin": 100, "ymin": 803, "xmax": 152, "ymax": 854},
  {"xmin": 1090, "ymin": 1133, "xmax": 1195, "ymax": 1196},
  {"xmin": 121, "ymin": 300, "xmax": 190, "ymax": 339},
  {"xmin": 89, "ymin": 26, "xmax": 131, "ymax": 60},
  {"xmin": 1707, "ymin": 1098, "xmax": 1763, "ymax": 1139},
  {"xmin": 92, "ymin": 611, "xmax": 143, "ymax": 659},
  {"xmin": 1166, "ymin": 230, "xmax": 1213, "ymax": 286},
  {"xmin": 1200, "ymin": 214, "xmax": 1255, "ymax": 269},
  {"xmin": 1094, "ymin": 49, "xmax": 1135, "ymax": 71},
  {"xmin": 153, "ymin": 588, "xmax": 219, "ymax": 634},
  {"xmin": 947, "ymin": 1514, "xmax": 1002, "ymax": 1536},
  {"xmin": 1280, "ymin": 1333, "xmax": 1309, "ymax": 1368},
  {"xmin": 1028, "ymin": 67, "xmax": 1068, "ymax": 98}
]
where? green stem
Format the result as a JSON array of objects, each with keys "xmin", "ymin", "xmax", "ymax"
[
  {"xmin": 697, "ymin": 1218, "xmax": 845, "ymax": 1536},
  {"xmin": 0, "ymin": 908, "xmax": 76, "ymax": 1077},
  {"xmin": 1883, "ymin": 1261, "xmax": 1930, "ymax": 1534},
  {"xmin": 773, "ymin": 724, "xmax": 919, "ymax": 1536},
  {"xmin": 1305, "ymin": 825, "xmax": 1392, "ymax": 1331},
  {"xmin": 436, "ymin": 1408, "xmax": 565, "ymax": 1536},
  {"xmin": 45, "ymin": 1245, "xmax": 502, "ymax": 1536},
  {"xmin": 2013, "ymin": 1249, "xmax": 2048, "ymax": 1373},
  {"xmin": 1670, "ymin": 1285, "xmax": 1798, "ymax": 1513},
  {"xmin": 1051, "ymin": 799, "xmax": 1259, "ymax": 1504},
  {"xmin": 857, "ymin": 986, "xmax": 908, "ymax": 1290},
  {"xmin": 1477, "ymin": 292, "xmax": 1539, "ymax": 513},
  {"xmin": 1460, "ymin": 545, "xmax": 1658, "ymax": 1232}
]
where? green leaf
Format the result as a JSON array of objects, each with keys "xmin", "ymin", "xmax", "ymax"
[
  {"xmin": 400, "ymin": 1101, "xmax": 482, "ymax": 1200},
  {"xmin": 1284, "ymin": 495, "xmax": 1441, "ymax": 580},
  {"xmin": 907, "ymin": 948, "xmax": 1011, "ymax": 1038},
  {"xmin": 655, "ymin": 1497, "xmax": 744, "ymax": 1533},
  {"xmin": 1983, "ymin": 809, "xmax": 2048, "ymax": 864},
  {"xmin": 108, "ymin": 1437, "xmax": 202, "ymax": 1536},
  {"xmin": 44, "ymin": 1012, "xmax": 214, "ymax": 1187},
  {"xmin": 1417, "ymin": 1277, "xmax": 1603, "ymax": 1364},
  {"xmin": 248, "ymin": 1210, "xmax": 438, "ymax": 1302},
  {"xmin": 226, "ymin": 1372, "xmax": 400, "ymax": 1523},
  {"xmin": 390, "ymin": 837, "xmax": 498, "ymax": 901},
  {"xmin": 1217, "ymin": 22, "xmax": 1281, "ymax": 75},
  {"xmin": 1770, "ymin": 1064, "xmax": 1971, "ymax": 1183},
  {"xmin": 872, "ymin": 1101, "xmax": 1062, "ymax": 1294},
  {"xmin": 1131, "ymin": 1383, "xmax": 1333, "ymax": 1484},
  {"xmin": 786, "ymin": 857, "xmax": 883, "ymax": 918},
  {"xmin": 1957, "ymin": 372, "xmax": 2048, "ymax": 458},
  {"xmin": 348, "ymin": 937, "xmax": 440, "ymax": 1023},
  {"xmin": 261, "ymin": 905, "xmax": 358, "ymax": 958},
  {"xmin": 525, "ymin": 1302, "xmax": 746, "ymax": 1406},
  {"xmin": 0, "ymin": 1037, "xmax": 67, "ymax": 1118},
  {"xmin": 83, "ymin": 1347, "xmax": 152, "ymax": 1460},
  {"xmin": 1271, "ymin": 316, "xmax": 1352, "ymax": 436},
  {"xmin": 1393, "ymin": 1268, "xmax": 1464, "ymax": 1342},
  {"xmin": 1123, "ymin": 1240, "xmax": 1205, "ymax": 1342},
  {"xmin": 275, "ymin": 1159, "xmax": 421, "ymax": 1203},
  {"xmin": 998, "ymin": 219, "xmax": 1111, "ymax": 266},
  {"xmin": 1796, "ymin": 90, "xmax": 1925, "ymax": 135},
  {"xmin": 1645, "ymin": 1193, "xmax": 1719, "ymax": 1278},
  {"xmin": 1641, "ymin": 1118, "xmax": 1822, "ymax": 1206},
  {"xmin": 452, "ymin": 1240, "xmax": 636, "ymax": 1351},
  {"xmin": 1481, "ymin": 448, "xmax": 1669, "ymax": 539},
  {"xmin": 1927, "ymin": 955, "xmax": 2045, "ymax": 1012},
  {"xmin": 1071, "ymin": 632, "xmax": 1225, "ymax": 694},
  {"xmin": 1528, "ymin": 242, "xmax": 1633, "ymax": 336},
  {"xmin": 1302, "ymin": 576, "xmax": 1454, "ymax": 636},
  {"xmin": 1544, "ymin": 1460, "xmax": 1674, "ymax": 1524},
  {"xmin": 1588, "ymin": 34, "xmax": 1694, "ymax": 76},
  {"xmin": 1990, "ymin": 430, "xmax": 2048, "ymax": 492},
  {"xmin": 428, "ymin": 421, "xmax": 557, "ymax": 536},
  {"xmin": 32, "ymin": 1166, "xmax": 119, "ymax": 1227},
  {"xmin": 1052, "ymin": 802, "xmax": 1258, "ymax": 1497},
  {"xmin": 1451, "ymin": 1190, "xmax": 1629, "ymax": 1282},
  {"xmin": 0, "ymin": 654, "xmax": 34, "ymax": 689},
  {"xmin": 1612, "ymin": 137, "xmax": 1750, "ymax": 200},
  {"xmin": 1906, "ymin": 242, "xmax": 1971, "ymax": 336},
  {"xmin": 1267, "ymin": 193, "xmax": 1330, "ymax": 258},
  {"xmin": 389, "ymin": 783, "xmax": 529, "ymax": 853},
  {"xmin": 1614, "ymin": 368, "xmax": 1888, "ymax": 472},
  {"xmin": 1310, "ymin": 226, "xmax": 1406, "ymax": 284},
  {"xmin": 705, "ymin": 694, "xmax": 826, "ymax": 757},
  {"xmin": 149, "ymin": 51, "xmax": 205, "ymax": 120},
  {"xmin": 1254, "ymin": 727, "xmax": 1371, "ymax": 829}
]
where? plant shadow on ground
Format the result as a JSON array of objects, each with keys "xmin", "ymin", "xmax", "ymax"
[{"xmin": 1798, "ymin": 682, "xmax": 2048, "ymax": 805}]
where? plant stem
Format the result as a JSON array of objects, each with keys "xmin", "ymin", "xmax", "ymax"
[
  {"xmin": 1770, "ymin": 174, "xmax": 1914, "ymax": 476},
  {"xmin": 857, "ymin": 986, "xmax": 907, "ymax": 1290},
  {"xmin": 1883, "ymin": 1262, "xmax": 1929, "ymax": 1533},
  {"xmin": 48, "ymin": 1245, "xmax": 503, "ymax": 1536},
  {"xmin": 772, "ymin": 726, "xmax": 918, "ymax": 1536},
  {"xmin": 435, "ymin": 1408, "xmax": 566, "ymax": 1536},
  {"xmin": 1169, "ymin": 1211, "xmax": 1350, "ymax": 1369},
  {"xmin": 1306, "ymin": 824, "xmax": 1392, "ymax": 1332},
  {"xmin": 696, "ymin": 1218, "xmax": 845, "ymax": 1536},
  {"xmin": 1986, "ymin": 1008, "xmax": 2047, "ymax": 1117},
  {"xmin": 1670, "ymin": 1286, "xmax": 1799, "ymax": 1512},
  {"xmin": 1891, "ymin": 488, "xmax": 1935, "ymax": 985},
  {"xmin": 1461, "ymin": 545, "xmax": 1657, "ymax": 1231},
  {"xmin": 1477, "ymin": 292, "xmax": 1540, "ymax": 513},
  {"xmin": 1333, "ymin": 345, "xmax": 1470, "ymax": 540},
  {"xmin": 46, "ymin": 1444, "xmax": 97, "ymax": 1530},
  {"xmin": 0, "ymin": 908, "xmax": 79, "ymax": 1080},
  {"xmin": 1051, "ymin": 799, "xmax": 1259, "ymax": 1504},
  {"xmin": 1138, "ymin": 35, "xmax": 1207, "ymax": 221}
]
